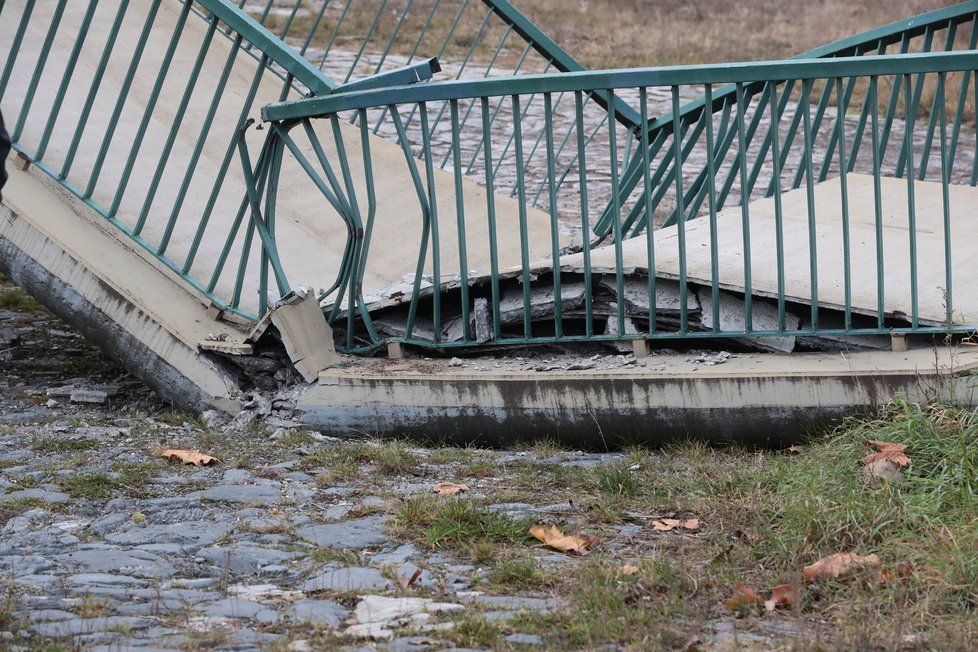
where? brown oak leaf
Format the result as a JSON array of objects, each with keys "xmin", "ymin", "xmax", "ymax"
[
  {"xmin": 862, "ymin": 440, "xmax": 911, "ymax": 467},
  {"xmin": 433, "ymin": 482, "xmax": 470, "ymax": 496},
  {"xmin": 160, "ymin": 449, "xmax": 219, "ymax": 467},
  {"xmin": 652, "ymin": 518, "xmax": 700, "ymax": 532},
  {"xmin": 725, "ymin": 584, "xmax": 764, "ymax": 611},
  {"xmin": 529, "ymin": 524, "xmax": 595, "ymax": 555},
  {"xmin": 802, "ymin": 552, "xmax": 881, "ymax": 581}
]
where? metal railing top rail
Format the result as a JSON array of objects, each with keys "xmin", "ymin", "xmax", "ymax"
[{"xmin": 264, "ymin": 50, "xmax": 978, "ymax": 121}]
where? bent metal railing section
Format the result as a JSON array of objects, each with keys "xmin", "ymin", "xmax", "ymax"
[{"xmin": 2, "ymin": 1, "xmax": 978, "ymax": 353}]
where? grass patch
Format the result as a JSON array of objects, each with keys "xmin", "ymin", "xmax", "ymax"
[
  {"xmin": 0, "ymin": 287, "xmax": 45, "ymax": 312},
  {"xmin": 487, "ymin": 558, "xmax": 554, "ymax": 591},
  {"xmin": 390, "ymin": 495, "xmax": 532, "ymax": 551},
  {"xmin": 304, "ymin": 440, "xmax": 419, "ymax": 478},
  {"xmin": 30, "ymin": 437, "xmax": 100, "ymax": 454},
  {"xmin": 60, "ymin": 473, "xmax": 120, "ymax": 500}
]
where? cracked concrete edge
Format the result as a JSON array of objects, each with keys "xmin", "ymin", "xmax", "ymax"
[
  {"xmin": 0, "ymin": 167, "xmax": 243, "ymax": 414},
  {"xmin": 298, "ymin": 350, "xmax": 978, "ymax": 445}
]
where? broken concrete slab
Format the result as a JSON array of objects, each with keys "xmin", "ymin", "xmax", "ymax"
[
  {"xmin": 697, "ymin": 289, "xmax": 800, "ymax": 353},
  {"xmin": 269, "ymin": 290, "xmax": 340, "ymax": 383}
]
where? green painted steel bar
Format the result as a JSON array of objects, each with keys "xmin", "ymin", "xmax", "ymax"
[
  {"xmin": 917, "ymin": 23, "xmax": 957, "ymax": 181},
  {"xmin": 869, "ymin": 76, "xmax": 885, "ymax": 329},
  {"xmin": 875, "ymin": 33, "xmax": 912, "ymax": 179},
  {"xmin": 84, "ymin": 0, "xmax": 162, "ymax": 201},
  {"xmin": 800, "ymin": 78, "xmax": 820, "ymax": 332},
  {"xmin": 328, "ymin": 114, "xmax": 367, "ymax": 345},
  {"xmin": 265, "ymin": 52, "xmax": 978, "ymax": 121},
  {"xmin": 0, "ymin": 0, "xmax": 33, "ymax": 97},
  {"xmin": 163, "ymin": 31, "xmax": 243, "ymax": 257},
  {"xmin": 12, "ymin": 0, "xmax": 68, "ymax": 143},
  {"xmin": 342, "ymin": 0, "xmax": 390, "ymax": 85},
  {"xmin": 704, "ymin": 83, "xmax": 720, "ymax": 333},
  {"xmin": 835, "ymin": 77, "xmax": 853, "ymax": 329},
  {"xmin": 543, "ymin": 93, "xmax": 563, "ymax": 337},
  {"xmin": 607, "ymin": 90, "xmax": 626, "ymax": 337},
  {"xmin": 235, "ymin": 125, "xmax": 291, "ymax": 299},
  {"xmin": 735, "ymin": 82, "xmax": 753, "ymax": 332},
  {"xmin": 767, "ymin": 81, "xmax": 786, "ymax": 330},
  {"xmin": 316, "ymin": 0, "xmax": 352, "ymax": 71},
  {"xmin": 354, "ymin": 109, "xmax": 381, "ymax": 343},
  {"xmin": 109, "ymin": 1, "xmax": 193, "ymax": 219},
  {"xmin": 816, "ymin": 46, "xmax": 868, "ymax": 184},
  {"xmin": 481, "ymin": 96, "xmax": 502, "ymax": 340},
  {"xmin": 418, "ymin": 104, "xmax": 443, "ymax": 342},
  {"xmin": 137, "ymin": 12, "xmax": 221, "ymax": 235},
  {"xmin": 902, "ymin": 74, "xmax": 920, "ymax": 327},
  {"xmin": 204, "ymin": 70, "xmax": 285, "ymax": 295},
  {"xmin": 938, "ymin": 73, "xmax": 953, "ymax": 324},
  {"xmin": 972, "ymin": 72, "xmax": 978, "ymax": 186},
  {"xmin": 195, "ymin": 0, "xmax": 335, "ymax": 94},
  {"xmin": 480, "ymin": 0, "xmax": 643, "ymax": 132},
  {"xmin": 34, "ymin": 0, "xmax": 99, "ymax": 162},
  {"xmin": 335, "ymin": 59, "xmax": 441, "ymax": 95},
  {"xmin": 387, "ymin": 104, "xmax": 432, "ymax": 341},
  {"xmin": 670, "ymin": 87, "xmax": 688, "ymax": 332},
  {"xmin": 511, "ymin": 94, "xmax": 533, "ymax": 339},
  {"xmin": 61, "ymin": 0, "xmax": 131, "ymax": 180},
  {"xmin": 449, "ymin": 99, "xmax": 472, "ymax": 342},
  {"xmin": 186, "ymin": 54, "xmax": 278, "ymax": 275},
  {"xmin": 299, "ymin": 0, "xmax": 331, "ymax": 56},
  {"xmin": 895, "ymin": 28, "xmax": 935, "ymax": 179},
  {"xmin": 947, "ymin": 21, "xmax": 978, "ymax": 168},
  {"xmin": 576, "ymin": 91, "xmax": 595, "ymax": 338},
  {"xmin": 639, "ymin": 88, "xmax": 657, "ymax": 334}
]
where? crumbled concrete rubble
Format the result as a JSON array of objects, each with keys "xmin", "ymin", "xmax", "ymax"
[{"xmin": 334, "ymin": 269, "xmax": 904, "ymax": 355}]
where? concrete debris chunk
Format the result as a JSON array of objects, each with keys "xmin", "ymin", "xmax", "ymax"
[
  {"xmin": 69, "ymin": 388, "xmax": 108, "ymax": 404},
  {"xmin": 697, "ymin": 289, "xmax": 799, "ymax": 353},
  {"xmin": 688, "ymin": 351, "xmax": 733, "ymax": 366},
  {"xmin": 498, "ymin": 281, "xmax": 586, "ymax": 324}
]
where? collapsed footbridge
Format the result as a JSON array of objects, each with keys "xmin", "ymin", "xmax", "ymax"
[{"xmin": 2, "ymin": 1, "xmax": 978, "ymax": 443}]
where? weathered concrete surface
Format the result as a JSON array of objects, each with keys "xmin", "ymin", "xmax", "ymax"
[
  {"xmin": 571, "ymin": 175, "xmax": 978, "ymax": 326},
  {"xmin": 298, "ymin": 347, "xmax": 978, "ymax": 445},
  {"xmin": 0, "ymin": 161, "xmax": 243, "ymax": 413}
]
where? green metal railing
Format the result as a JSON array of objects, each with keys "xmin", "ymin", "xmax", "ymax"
[
  {"xmin": 262, "ymin": 48, "xmax": 978, "ymax": 351},
  {"xmin": 2, "ymin": 0, "xmax": 977, "ymax": 354}
]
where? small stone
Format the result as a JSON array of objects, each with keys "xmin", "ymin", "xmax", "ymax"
[
  {"xmin": 45, "ymin": 399, "xmax": 58, "ymax": 408},
  {"xmin": 287, "ymin": 599, "xmax": 349, "ymax": 628},
  {"xmin": 506, "ymin": 633, "xmax": 545, "ymax": 646},
  {"xmin": 69, "ymin": 388, "xmax": 108, "ymax": 404},
  {"xmin": 862, "ymin": 458, "xmax": 903, "ymax": 487},
  {"xmin": 297, "ymin": 515, "xmax": 390, "ymax": 549},
  {"xmin": 301, "ymin": 566, "xmax": 391, "ymax": 593}
]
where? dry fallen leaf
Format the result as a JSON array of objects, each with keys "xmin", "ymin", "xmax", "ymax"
[
  {"xmin": 802, "ymin": 552, "xmax": 881, "ymax": 581},
  {"xmin": 619, "ymin": 564, "xmax": 640, "ymax": 575},
  {"xmin": 725, "ymin": 584, "xmax": 764, "ymax": 611},
  {"xmin": 433, "ymin": 482, "xmax": 470, "ymax": 496},
  {"xmin": 160, "ymin": 449, "xmax": 219, "ymax": 467},
  {"xmin": 764, "ymin": 583, "xmax": 799, "ymax": 611},
  {"xmin": 397, "ymin": 567, "xmax": 422, "ymax": 589},
  {"xmin": 862, "ymin": 440, "xmax": 911, "ymax": 467},
  {"xmin": 652, "ymin": 518, "xmax": 700, "ymax": 532},
  {"xmin": 529, "ymin": 524, "xmax": 596, "ymax": 555}
]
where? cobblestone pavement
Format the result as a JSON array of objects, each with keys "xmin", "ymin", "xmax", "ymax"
[{"xmin": 1, "ymin": 296, "xmax": 683, "ymax": 651}]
